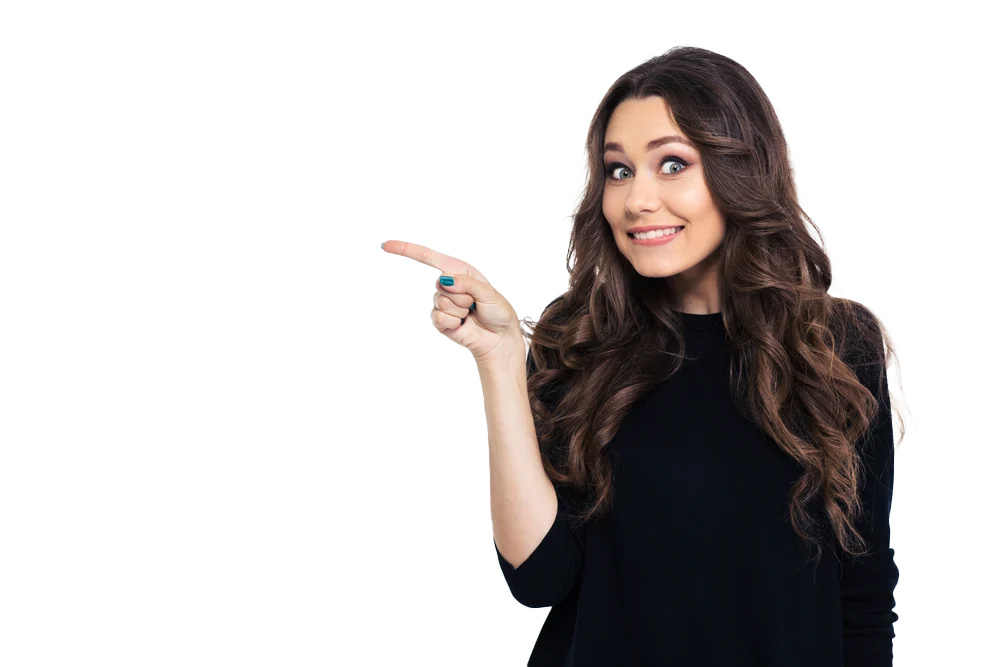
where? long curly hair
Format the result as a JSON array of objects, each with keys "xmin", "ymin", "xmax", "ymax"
[{"xmin": 520, "ymin": 46, "xmax": 906, "ymax": 565}]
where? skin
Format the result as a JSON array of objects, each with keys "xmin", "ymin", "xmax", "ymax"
[{"xmin": 602, "ymin": 96, "xmax": 726, "ymax": 315}]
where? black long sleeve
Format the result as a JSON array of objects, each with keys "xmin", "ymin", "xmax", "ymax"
[
  {"xmin": 839, "ymin": 310, "xmax": 900, "ymax": 666},
  {"xmin": 493, "ymin": 300, "xmax": 900, "ymax": 667}
]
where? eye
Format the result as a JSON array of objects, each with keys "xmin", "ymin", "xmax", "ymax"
[{"xmin": 604, "ymin": 155, "xmax": 689, "ymax": 181}]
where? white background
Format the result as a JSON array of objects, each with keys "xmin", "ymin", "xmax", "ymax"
[{"xmin": 1, "ymin": 1, "xmax": 996, "ymax": 665}]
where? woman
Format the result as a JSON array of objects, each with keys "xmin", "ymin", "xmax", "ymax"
[{"xmin": 383, "ymin": 45, "xmax": 903, "ymax": 667}]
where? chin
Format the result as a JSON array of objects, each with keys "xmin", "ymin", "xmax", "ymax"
[{"xmin": 632, "ymin": 262, "xmax": 683, "ymax": 279}]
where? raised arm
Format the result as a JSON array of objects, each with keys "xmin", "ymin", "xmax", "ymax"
[{"xmin": 488, "ymin": 296, "xmax": 584, "ymax": 608}]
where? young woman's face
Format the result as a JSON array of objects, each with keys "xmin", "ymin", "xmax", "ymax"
[{"xmin": 602, "ymin": 96, "xmax": 726, "ymax": 299}]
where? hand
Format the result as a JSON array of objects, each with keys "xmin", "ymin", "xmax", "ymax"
[{"xmin": 381, "ymin": 240, "xmax": 524, "ymax": 364}]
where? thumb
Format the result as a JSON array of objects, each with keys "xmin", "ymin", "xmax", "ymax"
[{"xmin": 438, "ymin": 272, "xmax": 493, "ymax": 307}]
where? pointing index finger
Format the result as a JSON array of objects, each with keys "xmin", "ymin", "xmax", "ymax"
[{"xmin": 381, "ymin": 239, "xmax": 486, "ymax": 282}]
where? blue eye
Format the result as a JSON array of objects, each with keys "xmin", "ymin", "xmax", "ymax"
[{"xmin": 604, "ymin": 155, "xmax": 689, "ymax": 181}]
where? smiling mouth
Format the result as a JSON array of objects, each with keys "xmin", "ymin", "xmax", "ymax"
[{"xmin": 627, "ymin": 226, "xmax": 684, "ymax": 239}]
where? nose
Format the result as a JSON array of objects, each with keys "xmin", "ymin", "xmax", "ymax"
[{"xmin": 624, "ymin": 170, "xmax": 661, "ymax": 216}]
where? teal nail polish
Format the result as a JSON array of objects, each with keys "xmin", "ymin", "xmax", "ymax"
[{"xmin": 439, "ymin": 275, "xmax": 454, "ymax": 286}]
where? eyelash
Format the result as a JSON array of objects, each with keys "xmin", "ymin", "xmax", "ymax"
[{"xmin": 604, "ymin": 155, "xmax": 689, "ymax": 181}]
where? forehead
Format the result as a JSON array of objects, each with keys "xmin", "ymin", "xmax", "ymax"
[{"xmin": 604, "ymin": 96, "xmax": 689, "ymax": 150}]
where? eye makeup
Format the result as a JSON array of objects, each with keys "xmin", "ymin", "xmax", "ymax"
[{"xmin": 604, "ymin": 155, "xmax": 690, "ymax": 181}]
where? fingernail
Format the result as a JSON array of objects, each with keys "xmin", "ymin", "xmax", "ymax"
[
  {"xmin": 470, "ymin": 302, "xmax": 476, "ymax": 311},
  {"xmin": 439, "ymin": 275, "xmax": 454, "ymax": 286},
  {"xmin": 381, "ymin": 242, "xmax": 385, "ymax": 249}
]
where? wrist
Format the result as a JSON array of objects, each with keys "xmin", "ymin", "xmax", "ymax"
[{"xmin": 474, "ymin": 331, "xmax": 526, "ymax": 372}]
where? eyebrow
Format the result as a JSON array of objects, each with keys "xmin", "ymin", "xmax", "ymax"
[{"xmin": 603, "ymin": 135, "xmax": 694, "ymax": 154}]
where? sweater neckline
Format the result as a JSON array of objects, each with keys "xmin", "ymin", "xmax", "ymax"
[{"xmin": 671, "ymin": 309, "xmax": 724, "ymax": 330}]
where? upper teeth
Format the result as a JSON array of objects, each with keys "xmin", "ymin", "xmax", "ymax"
[{"xmin": 631, "ymin": 227, "xmax": 682, "ymax": 239}]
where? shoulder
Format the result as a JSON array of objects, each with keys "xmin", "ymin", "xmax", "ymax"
[
  {"xmin": 526, "ymin": 293, "xmax": 566, "ymax": 366},
  {"xmin": 832, "ymin": 298, "xmax": 884, "ymax": 364},
  {"xmin": 541, "ymin": 293, "xmax": 568, "ymax": 316},
  {"xmin": 832, "ymin": 298, "xmax": 889, "ymax": 403}
]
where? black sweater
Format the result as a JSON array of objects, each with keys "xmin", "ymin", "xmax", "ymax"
[{"xmin": 494, "ymin": 302, "xmax": 899, "ymax": 666}]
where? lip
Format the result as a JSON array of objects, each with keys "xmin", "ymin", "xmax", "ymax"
[{"xmin": 628, "ymin": 227, "xmax": 684, "ymax": 245}]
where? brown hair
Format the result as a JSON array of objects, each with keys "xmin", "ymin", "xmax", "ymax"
[{"xmin": 520, "ymin": 46, "xmax": 906, "ymax": 565}]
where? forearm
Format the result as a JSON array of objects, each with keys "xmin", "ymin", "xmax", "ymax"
[{"xmin": 479, "ymin": 340, "xmax": 559, "ymax": 570}]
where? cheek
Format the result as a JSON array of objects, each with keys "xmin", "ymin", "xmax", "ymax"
[
  {"xmin": 701, "ymin": 213, "xmax": 727, "ymax": 248},
  {"xmin": 676, "ymin": 184, "xmax": 710, "ymax": 211},
  {"xmin": 601, "ymin": 192, "xmax": 617, "ymax": 225},
  {"xmin": 686, "ymin": 188, "xmax": 724, "ymax": 231}
]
